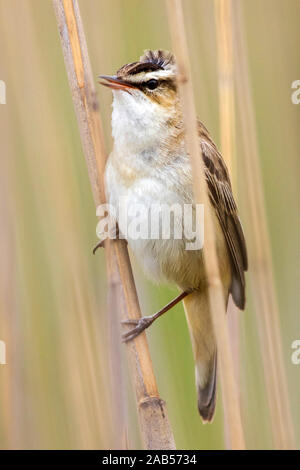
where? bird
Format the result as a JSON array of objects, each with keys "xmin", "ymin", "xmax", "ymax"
[{"xmin": 98, "ymin": 49, "xmax": 247, "ymax": 422}]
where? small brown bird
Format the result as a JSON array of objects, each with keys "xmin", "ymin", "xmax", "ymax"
[{"xmin": 99, "ymin": 50, "xmax": 247, "ymax": 422}]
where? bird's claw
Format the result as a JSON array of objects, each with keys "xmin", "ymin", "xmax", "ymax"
[
  {"xmin": 122, "ymin": 316, "xmax": 153, "ymax": 342},
  {"xmin": 93, "ymin": 240, "xmax": 105, "ymax": 254},
  {"xmin": 93, "ymin": 223, "xmax": 120, "ymax": 255}
]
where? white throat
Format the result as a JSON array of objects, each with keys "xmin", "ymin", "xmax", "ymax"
[{"xmin": 111, "ymin": 90, "xmax": 175, "ymax": 156}]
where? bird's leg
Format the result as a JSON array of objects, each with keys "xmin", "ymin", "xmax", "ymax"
[{"xmin": 122, "ymin": 291, "xmax": 189, "ymax": 342}]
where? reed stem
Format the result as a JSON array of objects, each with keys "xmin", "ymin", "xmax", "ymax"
[{"xmin": 214, "ymin": 0, "xmax": 241, "ymax": 425}]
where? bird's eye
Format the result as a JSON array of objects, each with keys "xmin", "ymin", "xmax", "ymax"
[{"xmin": 145, "ymin": 79, "xmax": 159, "ymax": 90}]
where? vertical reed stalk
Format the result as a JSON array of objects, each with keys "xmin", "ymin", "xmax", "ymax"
[
  {"xmin": 0, "ymin": 151, "xmax": 16, "ymax": 448},
  {"xmin": 214, "ymin": 0, "xmax": 241, "ymax": 399},
  {"xmin": 165, "ymin": 0, "xmax": 245, "ymax": 450},
  {"xmin": 52, "ymin": 0, "xmax": 175, "ymax": 450},
  {"xmin": 214, "ymin": 0, "xmax": 236, "ymax": 186},
  {"xmin": 232, "ymin": 2, "xmax": 295, "ymax": 449},
  {"xmin": 106, "ymin": 243, "xmax": 128, "ymax": 449}
]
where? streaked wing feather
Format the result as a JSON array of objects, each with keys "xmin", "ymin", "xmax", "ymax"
[{"xmin": 199, "ymin": 122, "xmax": 248, "ymax": 309}]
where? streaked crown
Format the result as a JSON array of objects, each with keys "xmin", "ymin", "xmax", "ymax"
[{"xmin": 117, "ymin": 49, "xmax": 176, "ymax": 77}]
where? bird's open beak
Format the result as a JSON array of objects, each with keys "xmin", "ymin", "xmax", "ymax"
[{"xmin": 98, "ymin": 75, "xmax": 136, "ymax": 91}]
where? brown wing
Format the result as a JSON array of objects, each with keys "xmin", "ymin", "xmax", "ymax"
[{"xmin": 199, "ymin": 122, "xmax": 248, "ymax": 309}]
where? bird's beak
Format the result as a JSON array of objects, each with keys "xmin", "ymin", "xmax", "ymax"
[{"xmin": 98, "ymin": 75, "xmax": 136, "ymax": 91}]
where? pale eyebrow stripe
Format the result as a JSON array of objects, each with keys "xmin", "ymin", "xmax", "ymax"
[{"xmin": 125, "ymin": 69, "xmax": 175, "ymax": 83}]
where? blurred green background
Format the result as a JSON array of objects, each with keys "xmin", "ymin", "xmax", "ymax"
[{"xmin": 0, "ymin": 0, "xmax": 299, "ymax": 449}]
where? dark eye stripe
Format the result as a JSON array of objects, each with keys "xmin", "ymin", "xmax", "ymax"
[{"xmin": 136, "ymin": 78, "xmax": 177, "ymax": 93}]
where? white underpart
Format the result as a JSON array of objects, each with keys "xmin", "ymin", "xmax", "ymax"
[
  {"xmin": 105, "ymin": 88, "xmax": 199, "ymax": 287},
  {"xmin": 111, "ymin": 88, "xmax": 172, "ymax": 155}
]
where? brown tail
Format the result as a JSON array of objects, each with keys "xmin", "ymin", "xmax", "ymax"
[
  {"xmin": 183, "ymin": 290, "xmax": 217, "ymax": 422},
  {"xmin": 196, "ymin": 352, "xmax": 217, "ymax": 422}
]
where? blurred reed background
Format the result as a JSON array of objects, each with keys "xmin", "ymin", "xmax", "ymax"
[{"xmin": 0, "ymin": 0, "xmax": 299, "ymax": 449}]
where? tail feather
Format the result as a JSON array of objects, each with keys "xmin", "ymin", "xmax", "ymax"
[
  {"xmin": 196, "ymin": 353, "xmax": 217, "ymax": 422},
  {"xmin": 183, "ymin": 290, "xmax": 219, "ymax": 422}
]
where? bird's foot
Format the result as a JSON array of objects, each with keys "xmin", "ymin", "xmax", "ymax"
[
  {"xmin": 121, "ymin": 316, "xmax": 154, "ymax": 342},
  {"xmin": 93, "ymin": 224, "xmax": 121, "ymax": 255},
  {"xmin": 93, "ymin": 239, "xmax": 105, "ymax": 254}
]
